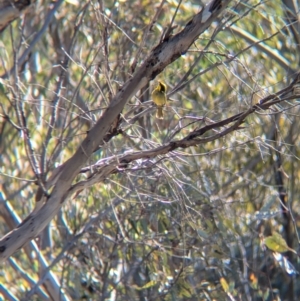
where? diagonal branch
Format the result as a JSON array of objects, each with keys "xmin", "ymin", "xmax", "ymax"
[
  {"xmin": 0, "ymin": 0, "xmax": 232, "ymax": 262},
  {"xmin": 69, "ymin": 77, "xmax": 300, "ymax": 197}
]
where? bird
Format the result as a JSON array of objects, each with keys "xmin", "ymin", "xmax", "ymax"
[{"xmin": 151, "ymin": 81, "xmax": 167, "ymax": 119}]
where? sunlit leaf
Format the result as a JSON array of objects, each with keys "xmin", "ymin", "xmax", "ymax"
[
  {"xmin": 220, "ymin": 277, "xmax": 230, "ymax": 293},
  {"xmin": 134, "ymin": 280, "xmax": 157, "ymax": 290},
  {"xmin": 265, "ymin": 232, "xmax": 296, "ymax": 253}
]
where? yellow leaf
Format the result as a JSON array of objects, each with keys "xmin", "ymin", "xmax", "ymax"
[
  {"xmin": 133, "ymin": 280, "xmax": 157, "ymax": 290},
  {"xmin": 220, "ymin": 277, "xmax": 229, "ymax": 293}
]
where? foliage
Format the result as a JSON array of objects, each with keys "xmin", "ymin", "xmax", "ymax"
[{"xmin": 1, "ymin": 0, "xmax": 300, "ymax": 300}]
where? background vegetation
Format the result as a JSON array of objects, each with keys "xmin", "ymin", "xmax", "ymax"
[{"xmin": 0, "ymin": 0, "xmax": 300, "ymax": 300}]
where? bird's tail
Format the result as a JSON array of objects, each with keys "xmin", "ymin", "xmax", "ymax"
[{"xmin": 156, "ymin": 107, "xmax": 164, "ymax": 119}]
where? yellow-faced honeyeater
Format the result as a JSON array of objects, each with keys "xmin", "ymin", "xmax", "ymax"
[{"xmin": 152, "ymin": 81, "xmax": 167, "ymax": 119}]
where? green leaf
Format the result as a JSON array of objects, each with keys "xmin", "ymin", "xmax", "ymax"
[{"xmin": 264, "ymin": 232, "xmax": 295, "ymax": 253}]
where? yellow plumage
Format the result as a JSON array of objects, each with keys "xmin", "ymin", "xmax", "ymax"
[{"xmin": 152, "ymin": 81, "xmax": 167, "ymax": 119}]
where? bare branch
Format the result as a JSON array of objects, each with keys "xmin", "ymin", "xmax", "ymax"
[{"xmin": 0, "ymin": 0, "xmax": 233, "ymax": 262}]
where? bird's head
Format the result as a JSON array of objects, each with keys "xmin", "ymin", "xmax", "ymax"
[{"xmin": 158, "ymin": 81, "xmax": 167, "ymax": 93}]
